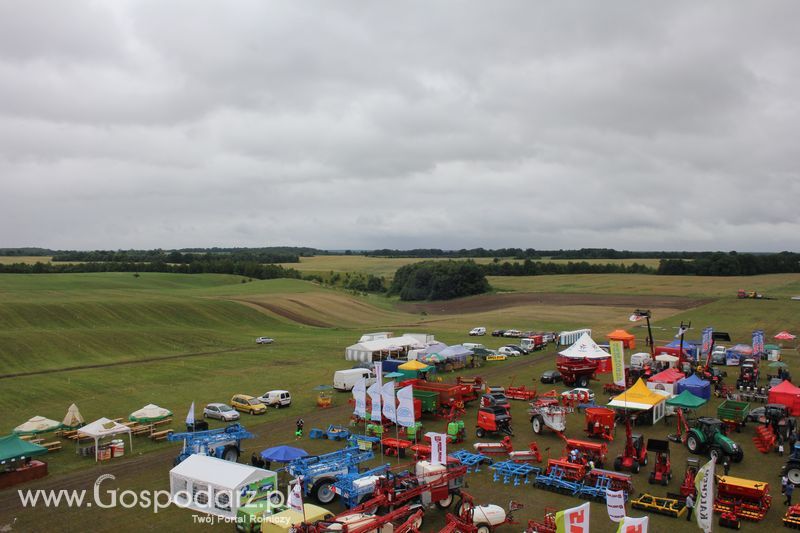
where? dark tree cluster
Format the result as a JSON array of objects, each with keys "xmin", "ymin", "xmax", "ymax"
[
  {"xmin": 481, "ymin": 259, "xmax": 654, "ymax": 276},
  {"xmin": 657, "ymin": 252, "xmax": 800, "ymax": 276},
  {"xmin": 51, "ymin": 249, "xmax": 300, "ymax": 264},
  {"xmin": 0, "ymin": 259, "xmax": 301, "ymax": 280},
  {"xmin": 389, "ymin": 260, "xmax": 490, "ymax": 301}
]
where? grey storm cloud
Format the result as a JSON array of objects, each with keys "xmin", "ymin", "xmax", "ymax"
[{"xmin": 0, "ymin": 1, "xmax": 799, "ymax": 251}]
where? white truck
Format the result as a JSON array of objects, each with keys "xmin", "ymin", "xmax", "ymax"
[{"xmin": 333, "ymin": 369, "xmax": 377, "ymax": 391}]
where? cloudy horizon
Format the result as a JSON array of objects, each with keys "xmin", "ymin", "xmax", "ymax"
[{"xmin": 1, "ymin": 2, "xmax": 798, "ymax": 252}]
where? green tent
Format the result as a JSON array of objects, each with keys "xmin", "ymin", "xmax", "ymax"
[
  {"xmin": 665, "ymin": 390, "xmax": 707, "ymax": 409},
  {"xmin": 0, "ymin": 434, "xmax": 47, "ymax": 463}
]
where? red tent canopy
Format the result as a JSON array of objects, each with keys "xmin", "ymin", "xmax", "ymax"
[
  {"xmin": 607, "ymin": 329, "xmax": 636, "ymax": 349},
  {"xmin": 768, "ymin": 380, "xmax": 800, "ymax": 415},
  {"xmin": 649, "ymin": 367, "xmax": 685, "ymax": 384},
  {"xmin": 775, "ymin": 331, "xmax": 797, "ymax": 341}
]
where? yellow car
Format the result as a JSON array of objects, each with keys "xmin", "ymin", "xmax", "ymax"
[{"xmin": 231, "ymin": 394, "xmax": 267, "ymax": 415}]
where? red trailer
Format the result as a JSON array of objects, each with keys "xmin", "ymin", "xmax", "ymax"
[
  {"xmin": 506, "ymin": 386, "xmax": 538, "ymax": 401},
  {"xmin": 584, "ymin": 407, "xmax": 615, "ymax": 441},
  {"xmin": 556, "ymin": 358, "xmax": 599, "ymax": 388}
]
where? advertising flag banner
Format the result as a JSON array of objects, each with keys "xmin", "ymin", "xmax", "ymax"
[
  {"xmin": 288, "ymin": 479, "xmax": 303, "ymax": 512},
  {"xmin": 367, "ymin": 381, "xmax": 382, "ymax": 422},
  {"xmin": 555, "ymin": 502, "xmax": 590, "ymax": 533},
  {"xmin": 396, "ymin": 385, "xmax": 416, "ymax": 428},
  {"xmin": 429, "ymin": 432, "xmax": 447, "ymax": 465},
  {"xmin": 694, "ymin": 457, "xmax": 716, "ymax": 533},
  {"xmin": 753, "ymin": 330, "xmax": 765, "ymax": 357},
  {"xmin": 374, "ymin": 361, "xmax": 383, "ymax": 386},
  {"xmin": 606, "ymin": 489, "xmax": 626, "ymax": 522},
  {"xmin": 615, "ymin": 516, "xmax": 648, "ymax": 533},
  {"xmin": 352, "ymin": 378, "xmax": 367, "ymax": 418},
  {"xmin": 610, "ymin": 340, "xmax": 625, "ymax": 387},
  {"xmin": 186, "ymin": 402, "xmax": 195, "ymax": 426},
  {"xmin": 701, "ymin": 327, "xmax": 713, "ymax": 357},
  {"xmin": 381, "ymin": 380, "xmax": 397, "ymax": 423}
]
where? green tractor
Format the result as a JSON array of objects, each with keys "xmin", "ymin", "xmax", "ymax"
[{"xmin": 686, "ymin": 417, "xmax": 743, "ymax": 463}]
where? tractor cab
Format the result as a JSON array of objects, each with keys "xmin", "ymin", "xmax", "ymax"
[
  {"xmin": 697, "ymin": 418, "xmax": 726, "ymax": 438},
  {"xmin": 737, "ymin": 358, "xmax": 759, "ymax": 388},
  {"xmin": 632, "ymin": 434, "xmax": 645, "ymax": 455}
]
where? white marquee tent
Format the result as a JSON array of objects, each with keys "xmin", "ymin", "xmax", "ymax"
[
  {"xmin": 345, "ymin": 335, "xmax": 426, "ymax": 362},
  {"xmin": 558, "ymin": 332, "xmax": 610, "ymax": 359},
  {"xmin": 170, "ymin": 455, "xmax": 276, "ymax": 519}
]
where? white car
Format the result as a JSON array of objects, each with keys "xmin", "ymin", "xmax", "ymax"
[
  {"xmin": 498, "ymin": 346, "xmax": 522, "ymax": 357},
  {"xmin": 561, "ymin": 388, "xmax": 596, "ymax": 403},
  {"xmin": 503, "ymin": 329, "xmax": 522, "ymax": 338},
  {"xmin": 256, "ymin": 337, "xmax": 274, "ymax": 344},
  {"xmin": 258, "ymin": 390, "xmax": 292, "ymax": 408},
  {"xmin": 203, "ymin": 403, "xmax": 241, "ymax": 421},
  {"xmin": 469, "ymin": 327, "xmax": 486, "ymax": 336}
]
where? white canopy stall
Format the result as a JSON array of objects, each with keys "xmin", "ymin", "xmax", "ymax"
[
  {"xmin": 170, "ymin": 454, "xmax": 276, "ymax": 519},
  {"xmin": 558, "ymin": 332, "xmax": 612, "ymax": 373},
  {"xmin": 76, "ymin": 418, "xmax": 133, "ymax": 462}
]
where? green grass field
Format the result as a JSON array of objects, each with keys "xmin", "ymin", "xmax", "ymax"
[{"xmin": 1, "ymin": 270, "xmax": 799, "ymax": 532}]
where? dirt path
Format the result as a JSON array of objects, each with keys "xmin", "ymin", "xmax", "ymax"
[
  {"xmin": 398, "ymin": 292, "xmax": 714, "ymax": 315},
  {"xmin": 0, "ymin": 346, "xmax": 254, "ymax": 380},
  {"xmin": 0, "ymin": 349, "xmax": 551, "ymax": 516}
]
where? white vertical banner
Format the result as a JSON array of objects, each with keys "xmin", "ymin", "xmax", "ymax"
[
  {"xmin": 367, "ymin": 381, "xmax": 382, "ymax": 422},
  {"xmin": 381, "ymin": 380, "xmax": 397, "ymax": 423},
  {"xmin": 615, "ymin": 515, "xmax": 648, "ymax": 533},
  {"xmin": 396, "ymin": 385, "xmax": 416, "ymax": 428},
  {"xmin": 288, "ymin": 478, "xmax": 303, "ymax": 512},
  {"xmin": 352, "ymin": 378, "xmax": 367, "ymax": 418},
  {"xmin": 695, "ymin": 457, "xmax": 716, "ymax": 533},
  {"xmin": 606, "ymin": 489, "xmax": 626, "ymax": 522},
  {"xmin": 374, "ymin": 361, "xmax": 383, "ymax": 387},
  {"xmin": 186, "ymin": 401, "xmax": 195, "ymax": 426},
  {"xmin": 429, "ymin": 432, "xmax": 447, "ymax": 465}
]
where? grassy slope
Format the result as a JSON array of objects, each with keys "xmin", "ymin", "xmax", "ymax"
[{"xmin": 1, "ymin": 271, "xmax": 799, "ymax": 532}]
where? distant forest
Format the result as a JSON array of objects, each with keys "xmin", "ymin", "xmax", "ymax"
[{"xmin": 0, "ymin": 247, "xmax": 797, "ymax": 278}]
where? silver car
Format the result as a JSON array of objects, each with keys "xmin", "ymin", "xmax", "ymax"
[
  {"xmin": 203, "ymin": 403, "xmax": 240, "ymax": 421},
  {"xmin": 256, "ymin": 337, "xmax": 274, "ymax": 344}
]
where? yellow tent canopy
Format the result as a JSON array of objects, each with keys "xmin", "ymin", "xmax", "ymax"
[
  {"xmin": 608, "ymin": 379, "xmax": 666, "ymax": 410},
  {"xmin": 398, "ymin": 360, "xmax": 431, "ymax": 371}
]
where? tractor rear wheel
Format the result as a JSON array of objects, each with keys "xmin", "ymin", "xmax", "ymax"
[
  {"xmin": 786, "ymin": 463, "xmax": 800, "ymax": 485},
  {"xmin": 732, "ymin": 449, "xmax": 744, "ymax": 463}
]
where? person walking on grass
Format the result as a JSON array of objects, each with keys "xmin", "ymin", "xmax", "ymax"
[
  {"xmin": 295, "ymin": 418, "xmax": 304, "ymax": 440},
  {"xmin": 786, "ymin": 481, "xmax": 795, "ymax": 506},
  {"xmin": 685, "ymin": 493, "xmax": 694, "ymax": 521}
]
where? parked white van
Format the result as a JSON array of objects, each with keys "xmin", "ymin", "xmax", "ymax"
[
  {"xmin": 469, "ymin": 327, "xmax": 486, "ymax": 336},
  {"xmin": 258, "ymin": 390, "xmax": 292, "ymax": 408},
  {"xmin": 333, "ymin": 369, "xmax": 377, "ymax": 391}
]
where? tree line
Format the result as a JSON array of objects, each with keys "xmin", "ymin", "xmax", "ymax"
[
  {"xmin": 0, "ymin": 259, "xmax": 302, "ymax": 280},
  {"xmin": 481, "ymin": 259, "xmax": 654, "ymax": 276},
  {"xmin": 50, "ymin": 249, "xmax": 300, "ymax": 264}
]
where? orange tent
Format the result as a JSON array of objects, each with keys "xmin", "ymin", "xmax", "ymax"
[{"xmin": 607, "ymin": 329, "xmax": 636, "ymax": 349}]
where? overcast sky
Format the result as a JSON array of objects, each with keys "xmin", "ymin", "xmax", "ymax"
[{"xmin": 1, "ymin": 2, "xmax": 798, "ymax": 251}]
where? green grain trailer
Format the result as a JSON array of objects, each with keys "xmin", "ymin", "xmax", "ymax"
[{"xmin": 717, "ymin": 399, "xmax": 750, "ymax": 432}]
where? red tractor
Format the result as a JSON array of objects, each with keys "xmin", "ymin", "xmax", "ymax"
[
  {"xmin": 646, "ymin": 438, "xmax": 671, "ymax": 486},
  {"xmin": 613, "ymin": 416, "xmax": 648, "ymax": 473},
  {"xmin": 736, "ymin": 358, "xmax": 760, "ymax": 389},
  {"xmin": 476, "ymin": 405, "xmax": 513, "ymax": 439}
]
